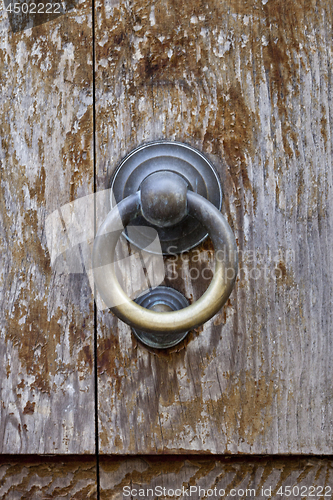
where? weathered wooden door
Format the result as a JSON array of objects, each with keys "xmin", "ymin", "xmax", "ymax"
[{"xmin": 1, "ymin": 0, "xmax": 333, "ymax": 497}]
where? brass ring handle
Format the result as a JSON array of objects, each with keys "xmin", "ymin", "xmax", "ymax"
[{"xmin": 93, "ymin": 171, "xmax": 238, "ymax": 336}]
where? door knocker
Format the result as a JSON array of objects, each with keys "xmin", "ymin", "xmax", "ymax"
[{"xmin": 92, "ymin": 141, "xmax": 238, "ymax": 349}]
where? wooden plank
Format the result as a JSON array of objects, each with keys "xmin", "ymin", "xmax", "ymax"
[
  {"xmin": 0, "ymin": 2, "xmax": 95, "ymax": 452},
  {"xmin": 100, "ymin": 456, "xmax": 333, "ymax": 499},
  {"xmin": 95, "ymin": 0, "xmax": 333, "ymax": 453},
  {"xmin": 0, "ymin": 456, "xmax": 97, "ymax": 498}
]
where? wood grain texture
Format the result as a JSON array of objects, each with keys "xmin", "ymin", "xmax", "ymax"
[
  {"xmin": 0, "ymin": 456, "xmax": 97, "ymax": 499},
  {"xmin": 0, "ymin": 3, "xmax": 95, "ymax": 452},
  {"xmin": 100, "ymin": 456, "xmax": 333, "ymax": 499},
  {"xmin": 95, "ymin": 0, "xmax": 333, "ymax": 453}
]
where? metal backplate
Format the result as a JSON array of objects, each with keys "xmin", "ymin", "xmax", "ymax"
[
  {"xmin": 132, "ymin": 286, "xmax": 190, "ymax": 349},
  {"xmin": 110, "ymin": 141, "xmax": 222, "ymax": 254}
]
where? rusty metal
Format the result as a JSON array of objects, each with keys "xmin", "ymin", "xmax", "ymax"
[{"xmin": 93, "ymin": 167, "xmax": 238, "ymax": 346}]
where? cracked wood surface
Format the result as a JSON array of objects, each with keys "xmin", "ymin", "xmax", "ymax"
[
  {"xmin": 95, "ymin": 0, "xmax": 333, "ymax": 454},
  {"xmin": 0, "ymin": 2, "xmax": 95, "ymax": 452}
]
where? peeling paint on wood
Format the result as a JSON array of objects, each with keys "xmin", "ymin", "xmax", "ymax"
[
  {"xmin": 100, "ymin": 456, "xmax": 333, "ymax": 499},
  {"xmin": 95, "ymin": 0, "xmax": 333, "ymax": 453},
  {"xmin": 0, "ymin": 456, "xmax": 331, "ymax": 499},
  {"xmin": 0, "ymin": 456, "xmax": 97, "ymax": 498},
  {"xmin": 0, "ymin": 2, "xmax": 95, "ymax": 452},
  {"xmin": 1, "ymin": 0, "xmax": 332, "ymax": 456}
]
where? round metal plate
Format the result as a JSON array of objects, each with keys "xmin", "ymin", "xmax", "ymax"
[
  {"xmin": 132, "ymin": 286, "xmax": 190, "ymax": 349},
  {"xmin": 110, "ymin": 141, "xmax": 222, "ymax": 254}
]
